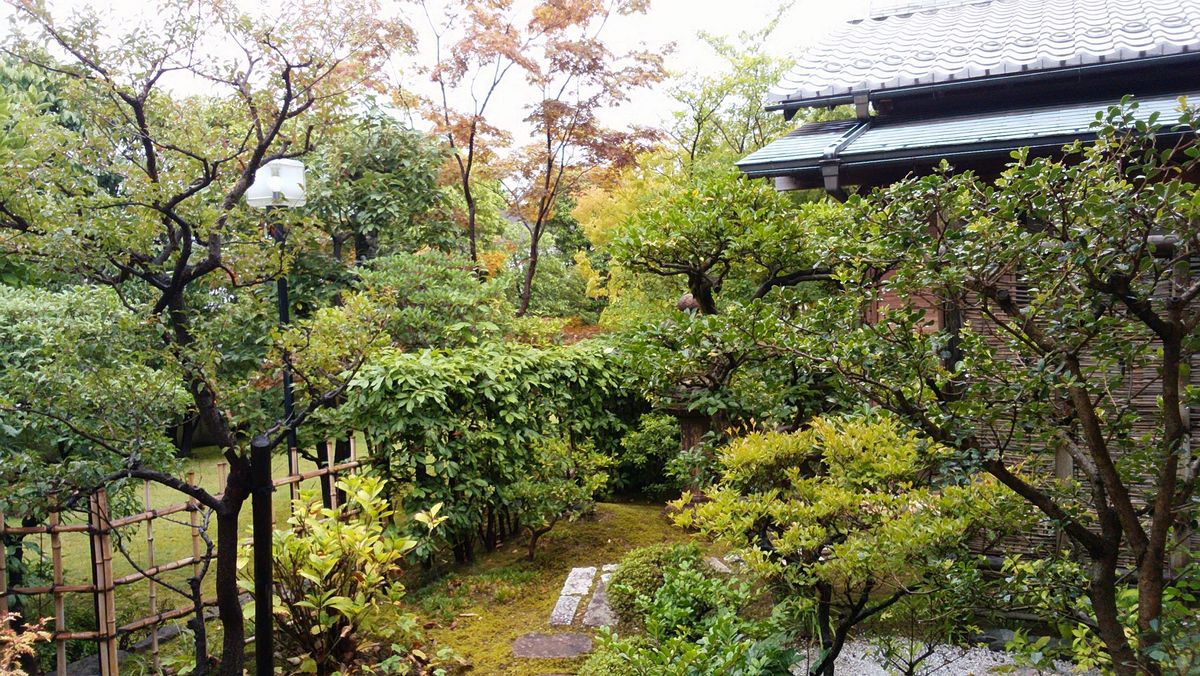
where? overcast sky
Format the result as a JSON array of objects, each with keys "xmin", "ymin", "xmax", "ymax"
[{"xmin": 2, "ymin": 0, "xmax": 873, "ymax": 134}]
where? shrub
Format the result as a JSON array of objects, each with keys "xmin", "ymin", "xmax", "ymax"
[
  {"xmin": 589, "ymin": 562, "xmax": 796, "ymax": 675},
  {"xmin": 607, "ymin": 543, "xmax": 699, "ymax": 628},
  {"xmin": 0, "ymin": 614, "xmax": 50, "ymax": 676},
  {"xmin": 258, "ymin": 475, "xmax": 451, "ymax": 675}
]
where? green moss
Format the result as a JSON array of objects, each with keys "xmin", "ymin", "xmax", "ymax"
[{"xmin": 410, "ymin": 502, "xmax": 694, "ymax": 675}]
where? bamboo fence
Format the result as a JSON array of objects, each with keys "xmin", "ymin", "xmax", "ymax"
[{"xmin": 0, "ymin": 435, "xmax": 361, "ymax": 676}]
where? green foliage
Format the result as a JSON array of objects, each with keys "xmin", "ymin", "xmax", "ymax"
[
  {"xmin": 340, "ymin": 341, "xmax": 641, "ymax": 560},
  {"xmin": 607, "ymin": 543, "xmax": 700, "ymax": 628},
  {"xmin": 510, "ymin": 439, "xmax": 610, "ymax": 560},
  {"xmin": 261, "ymin": 474, "xmax": 451, "ymax": 675},
  {"xmin": 356, "ymin": 251, "xmax": 510, "ymax": 349},
  {"xmin": 678, "ymin": 416, "xmax": 1027, "ymax": 673},
  {"xmin": 775, "ymin": 100, "xmax": 1200, "ymax": 671},
  {"xmin": 612, "ymin": 413, "xmax": 681, "ymax": 496},
  {"xmin": 587, "ymin": 561, "xmax": 796, "ymax": 676},
  {"xmin": 307, "ymin": 104, "xmax": 453, "ymax": 258},
  {"xmin": 0, "ymin": 285, "xmax": 186, "ymax": 513}
]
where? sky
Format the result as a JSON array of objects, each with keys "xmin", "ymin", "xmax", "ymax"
[{"xmin": 1, "ymin": 0, "xmax": 874, "ymax": 135}]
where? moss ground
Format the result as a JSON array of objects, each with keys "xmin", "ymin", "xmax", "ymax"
[{"xmin": 409, "ymin": 502, "xmax": 694, "ymax": 675}]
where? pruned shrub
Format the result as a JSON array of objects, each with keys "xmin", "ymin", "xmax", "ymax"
[{"xmin": 607, "ymin": 543, "xmax": 699, "ymax": 628}]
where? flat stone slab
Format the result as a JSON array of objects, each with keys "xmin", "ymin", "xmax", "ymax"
[
  {"xmin": 602, "ymin": 563, "xmax": 619, "ymax": 573},
  {"xmin": 549, "ymin": 593, "xmax": 582, "ymax": 625},
  {"xmin": 582, "ymin": 573, "xmax": 616, "ymax": 627},
  {"xmin": 512, "ymin": 632, "xmax": 593, "ymax": 658},
  {"xmin": 560, "ymin": 566, "xmax": 596, "ymax": 596}
]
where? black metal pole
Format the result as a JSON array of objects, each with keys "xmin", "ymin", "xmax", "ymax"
[
  {"xmin": 252, "ymin": 206, "xmax": 296, "ymax": 676},
  {"xmin": 250, "ymin": 433, "xmax": 275, "ymax": 676}
]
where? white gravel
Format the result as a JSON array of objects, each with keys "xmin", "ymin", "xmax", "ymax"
[{"xmin": 790, "ymin": 639, "xmax": 1092, "ymax": 675}]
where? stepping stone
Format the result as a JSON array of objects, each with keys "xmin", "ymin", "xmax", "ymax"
[
  {"xmin": 560, "ymin": 566, "xmax": 596, "ymax": 596},
  {"xmin": 602, "ymin": 563, "xmax": 618, "ymax": 573},
  {"xmin": 549, "ymin": 594, "xmax": 582, "ymax": 625},
  {"xmin": 512, "ymin": 632, "xmax": 593, "ymax": 658},
  {"xmin": 582, "ymin": 573, "xmax": 616, "ymax": 627}
]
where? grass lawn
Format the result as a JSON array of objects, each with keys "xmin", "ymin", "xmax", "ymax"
[{"xmin": 409, "ymin": 501, "xmax": 697, "ymax": 675}]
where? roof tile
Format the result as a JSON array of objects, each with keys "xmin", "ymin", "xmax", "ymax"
[{"xmin": 769, "ymin": 0, "xmax": 1200, "ymax": 105}]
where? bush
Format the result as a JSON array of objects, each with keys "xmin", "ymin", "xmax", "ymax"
[
  {"xmin": 0, "ymin": 614, "xmax": 50, "ymax": 676},
  {"xmin": 259, "ymin": 475, "xmax": 452, "ymax": 675},
  {"xmin": 589, "ymin": 561, "xmax": 796, "ymax": 675},
  {"xmin": 607, "ymin": 543, "xmax": 700, "ymax": 628},
  {"xmin": 577, "ymin": 638, "xmax": 645, "ymax": 676}
]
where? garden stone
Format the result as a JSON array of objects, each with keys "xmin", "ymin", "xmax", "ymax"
[
  {"xmin": 512, "ymin": 632, "xmax": 593, "ymax": 658},
  {"xmin": 705, "ymin": 555, "xmax": 732, "ymax": 574},
  {"xmin": 602, "ymin": 563, "xmax": 618, "ymax": 573},
  {"xmin": 582, "ymin": 572, "xmax": 616, "ymax": 627},
  {"xmin": 549, "ymin": 593, "xmax": 582, "ymax": 625},
  {"xmin": 560, "ymin": 566, "xmax": 596, "ymax": 596}
]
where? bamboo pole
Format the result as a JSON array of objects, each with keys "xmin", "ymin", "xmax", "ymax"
[
  {"xmin": 271, "ymin": 461, "xmax": 360, "ymax": 488},
  {"xmin": 288, "ymin": 445, "xmax": 299, "ymax": 507},
  {"xmin": 187, "ymin": 471, "xmax": 201, "ymax": 581},
  {"xmin": 216, "ymin": 462, "xmax": 227, "ymax": 496},
  {"xmin": 90, "ymin": 491, "xmax": 118, "ymax": 676},
  {"xmin": 327, "ymin": 441, "xmax": 339, "ymax": 511},
  {"xmin": 50, "ymin": 511, "xmax": 66, "ymax": 676},
  {"xmin": 0, "ymin": 507, "xmax": 8, "ymax": 618},
  {"xmin": 143, "ymin": 480, "xmax": 160, "ymax": 672}
]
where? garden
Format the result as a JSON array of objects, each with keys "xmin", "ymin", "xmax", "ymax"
[{"xmin": 1, "ymin": 1, "xmax": 1199, "ymax": 675}]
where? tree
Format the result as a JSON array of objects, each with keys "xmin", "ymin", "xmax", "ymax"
[
  {"xmin": 501, "ymin": 0, "xmax": 664, "ymax": 316},
  {"xmin": 306, "ymin": 105, "xmax": 451, "ymax": 263},
  {"xmin": 678, "ymin": 416, "xmax": 1026, "ymax": 675},
  {"xmin": 0, "ymin": 1, "xmax": 404, "ymax": 672},
  {"xmin": 666, "ymin": 12, "xmax": 795, "ymax": 166},
  {"xmin": 418, "ymin": 0, "xmax": 528, "ymax": 265},
  {"xmin": 612, "ymin": 165, "xmax": 828, "ymax": 315},
  {"xmin": 780, "ymin": 101, "xmax": 1200, "ymax": 674}
]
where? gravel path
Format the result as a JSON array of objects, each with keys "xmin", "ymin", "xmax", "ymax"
[{"xmin": 790, "ymin": 640, "xmax": 1091, "ymax": 675}]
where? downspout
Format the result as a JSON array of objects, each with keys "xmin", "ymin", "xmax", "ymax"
[{"xmin": 819, "ymin": 114, "xmax": 873, "ymax": 200}]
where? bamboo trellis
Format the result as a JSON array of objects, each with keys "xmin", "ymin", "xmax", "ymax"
[{"xmin": 0, "ymin": 435, "xmax": 361, "ymax": 676}]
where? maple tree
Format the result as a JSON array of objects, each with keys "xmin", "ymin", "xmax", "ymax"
[
  {"xmin": 418, "ymin": 0, "xmax": 528, "ymax": 266},
  {"xmin": 505, "ymin": 0, "xmax": 664, "ymax": 316}
]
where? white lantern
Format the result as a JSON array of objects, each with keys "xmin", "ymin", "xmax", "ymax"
[{"xmin": 245, "ymin": 158, "xmax": 307, "ymax": 209}]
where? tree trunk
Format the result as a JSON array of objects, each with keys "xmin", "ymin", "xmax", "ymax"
[
  {"xmin": 517, "ymin": 242, "xmax": 539, "ymax": 317},
  {"xmin": 464, "ymin": 179, "xmax": 478, "ymax": 266},
  {"xmin": 188, "ymin": 575, "xmax": 210, "ymax": 675},
  {"xmin": 1089, "ymin": 546, "xmax": 1140, "ymax": 675},
  {"xmin": 813, "ymin": 582, "xmax": 836, "ymax": 676},
  {"xmin": 686, "ymin": 274, "xmax": 718, "ymax": 315},
  {"xmin": 215, "ymin": 466, "xmax": 251, "ymax": 676}
]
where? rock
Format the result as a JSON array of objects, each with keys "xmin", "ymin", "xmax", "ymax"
[
  {"xmin": 512, "ymin": 632, "xmax": 593, "ymax": 659},
  {"xmin": 560, "ymin": 566, "xmax": 596, "ymax": 596},
  {"xmin": 977, "ymin": 627, "xmax": 1016, "ymax": 652},
  {"xmin": 602, "ymin": 563, "xmax": 618, "ymax": 573},
  {"xmin": 704, "ymin": 556, "xmax": 732, "ymax": 574},
  {"xmin": 130, "ymin": 622, "xmax": 183, "ymax": 652},
  {"xmin": 64, "ymin": 651, "xmax": 129, "ymax": 676},
  {"xmin": 549, "ymin": 594, "xmax": 582, "ymax": 625},
  {"xmin": 582, "ymin": 573, "xmax": 616, "ymax": 627}
]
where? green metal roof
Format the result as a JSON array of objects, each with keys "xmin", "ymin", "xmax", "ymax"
[{"xmin": 738, "ymin": 92, "xmax": 1196, "ymax": 182}]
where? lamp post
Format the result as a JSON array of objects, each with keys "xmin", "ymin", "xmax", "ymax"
[{"xmin": 244, "ymin": 158, "xmax": 306, "ymax": 676}]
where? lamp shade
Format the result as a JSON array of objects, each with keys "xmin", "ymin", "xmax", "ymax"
[{"xmin": 245, "ymin": 158, "xmax": 306, "ymax": 208}]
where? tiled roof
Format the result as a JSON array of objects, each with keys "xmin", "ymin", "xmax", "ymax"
[
  {"xmin": 738, "ymin": 92, "xmax": 1195, "ymax": 177},
  {"xmin": 769, "ymin": 0, "xmax": 1200, "ymax": 107}
]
